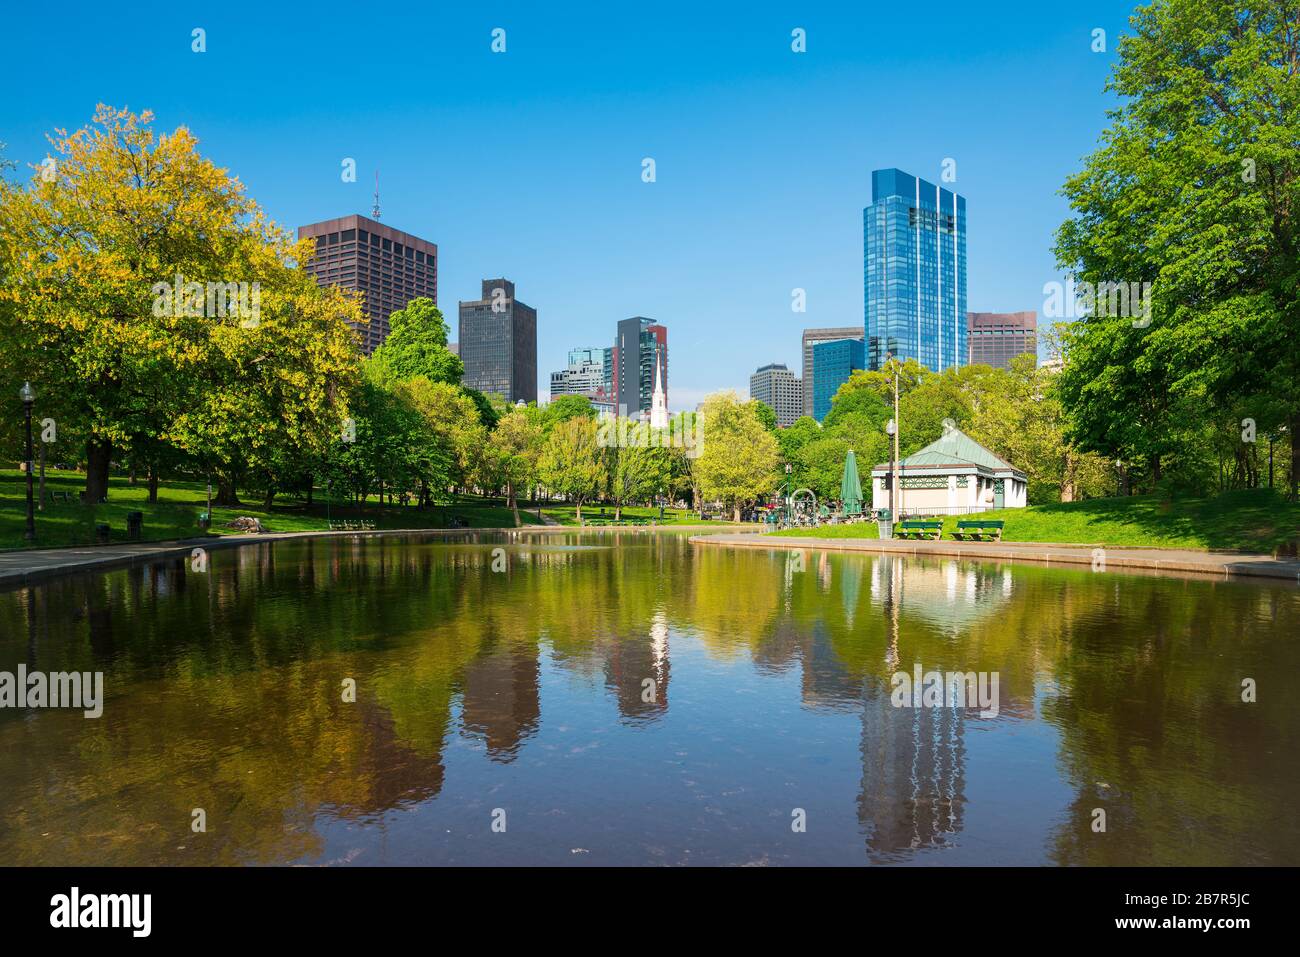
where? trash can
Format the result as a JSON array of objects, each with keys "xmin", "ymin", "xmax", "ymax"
[
  {"xmin": 876, "ymin": 509, "xmax": 893, "ymax": 540},
  {"xmin": 94, "ymin": 523, "xmax": 111, "ymax": 544},
  {"xmin": 126, "ymin": 511, "xmax": 143, "ymax": 541},
  {"xmin": 198, "ymin": 511, "xmax": 211, "ymax": 532}
]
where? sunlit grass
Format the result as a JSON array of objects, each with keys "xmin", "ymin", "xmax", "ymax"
[{"xmin": 767, "ymin": 489, "xmax": 1300, "ymax": 553}]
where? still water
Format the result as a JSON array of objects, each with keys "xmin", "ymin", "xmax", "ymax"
[{"xmin": 1, "ymin": 530, "xmax": 1296, "ymax": 866}]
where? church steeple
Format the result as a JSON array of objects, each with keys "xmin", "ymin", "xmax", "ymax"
[{"xmin": 650, "ymin": 357, "xmax": 668, "ymax": 428}]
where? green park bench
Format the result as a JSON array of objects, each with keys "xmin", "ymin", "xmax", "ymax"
[
  {"xmin": 951, "ymin": 519, "xmax": 1004, "ymax": 542},
  {"xmin": 896, "ymin": 519, "xmax": 943, "ymax": 541}
]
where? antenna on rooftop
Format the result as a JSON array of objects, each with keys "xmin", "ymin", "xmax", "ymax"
[{"xmin": 372, "ymin": 169, "xmax": 381, "ymax": 220}]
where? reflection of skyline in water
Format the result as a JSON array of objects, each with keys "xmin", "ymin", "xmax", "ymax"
[{"xmin": 0, "ymin": 531, "xmax": 1296, "ymax": 866}]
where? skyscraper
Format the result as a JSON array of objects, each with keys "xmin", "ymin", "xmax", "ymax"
[
  {"xmin": 459, "ymin": 279, "xmax": 538, "ymax": 405},
  {"xmin": 614, "ymin": 317, "xmax": 667, "ymax": 418},
  {"xmin": 802, "ymin": 327, "xmax": 862, "ymax": 418},
  {"xmin": 298, "ymin": 213, "xmax": 438, "ymax": 355},
  {"xmin": 750, "ymin": 362, "xmax": 802, "ymax": 427},
  {"xmin": 864, "ymin": 168, "xmax": 967, "ymax": 372},
  {"xmin": 812, "ymin": 337, "xmax": 865, "ymax": 422},
  {"xmin": 967, "ymin": 311, "xmax": 1037, "ymax": 369}
]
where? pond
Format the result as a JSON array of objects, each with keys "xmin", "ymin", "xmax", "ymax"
[{"xmin": 0, "ymin": 530, "xmax": 1296, "ymax": 866}]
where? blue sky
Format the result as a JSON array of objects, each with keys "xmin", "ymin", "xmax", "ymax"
[{"xmin": 0, "ymin": 1, "xmax": 1139, "ymax": 409}]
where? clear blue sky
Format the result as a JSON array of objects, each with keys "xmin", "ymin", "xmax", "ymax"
[{"xmin": 0, "ymin": 1, "xmax": 1138, "ymax": 409}]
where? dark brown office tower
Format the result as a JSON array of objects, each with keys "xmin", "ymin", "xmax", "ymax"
[
  {"xmin": 967, "ymin": 311, "xmax": 1037, "ymax": 370},
  {"xmin": 459, "ymin": 279, "xmax": 538, "ymax": 405},
  {"xmin": 298, "ymin": 214, "xmax": 438, "ymax": 355}
]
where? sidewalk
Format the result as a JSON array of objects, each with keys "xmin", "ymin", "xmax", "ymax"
[{"xmin": 689, "ymin": 532, "xmax": 1300, "ymax": 583}]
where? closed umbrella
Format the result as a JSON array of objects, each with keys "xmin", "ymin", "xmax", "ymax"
[{"xmin": 841, "ymin": 449, "xmax": 862, "ymax": 515}]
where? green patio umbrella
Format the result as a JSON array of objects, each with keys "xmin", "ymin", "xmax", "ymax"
[{"xmin": 840, "ymin": 449, "xmax": 863, "ymax": 515}]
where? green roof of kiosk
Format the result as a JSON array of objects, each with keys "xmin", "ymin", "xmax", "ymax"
[{"xmin": 874, "ymin": 427, "xmax": 1023, "ymax": 476}]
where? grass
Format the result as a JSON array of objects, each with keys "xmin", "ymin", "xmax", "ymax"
[
  {"xmin": 540, "ymin": 504, "xmax": 739, "ymax": 527},
  {"xmin": 0, "ymin": 468, "xmax": 541, "ymax": 550},
  {"xmin": 767, "ymin": 489, "xmax": 1300, "ymax": 554}
]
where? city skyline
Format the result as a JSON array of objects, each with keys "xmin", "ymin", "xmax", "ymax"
[{"xmin": 0, "ymin": 1, "xmax": 1135, "ymax": 409}]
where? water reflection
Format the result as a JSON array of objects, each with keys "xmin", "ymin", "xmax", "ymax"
[{"xmin": 0, "ymin": 531, "xmax": 1296, "ymax": 866}]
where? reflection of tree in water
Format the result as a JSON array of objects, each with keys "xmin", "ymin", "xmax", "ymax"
[
  {"xmin": 459, "ymin": 625, "xmax": 541, "ymax": 762},
  {"xmin": 857, "ymin": 677, "xmax": 966, "ymax": 860}
]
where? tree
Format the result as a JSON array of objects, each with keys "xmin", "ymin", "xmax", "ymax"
[
  {"xmin": 695, "ymin": 391, "xmax": 779, "ymax": 521},
  {"xmin": 544, "ymin": 394, "xmax": 596, "ymax": 426},
  {"xmin": 400, "ymin": 378, "xmax": 488, "ymax": 500},
  {"xmin": 538, "ymin": 416, "xmax": 605, "ymax": 523},
  {"xmin": 488, "ymin": 407, "xmax": 544, "ymax": 526},
  {"xmin": 368, "ymin": 297, "xmax": 463, "ymax": 385},
  {"xmin": 0, "ymin": 106, "xmax": 362, "ymax": 505},
  {"xmin": 604, "ymin": 421, "xmax": 671, "ymax": 520},
  {"xmin": 1054, "ymin": 0, "xmax": 1300, "ymax": 498}
]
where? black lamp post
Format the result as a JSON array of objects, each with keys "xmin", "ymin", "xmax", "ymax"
[{"xmin": 19, "ymin": 382, "xmax": 36, "ymax": 541}]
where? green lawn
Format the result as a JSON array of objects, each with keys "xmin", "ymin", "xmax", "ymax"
[
  {"xmin": 767, "ymin": 489, "xmax": 1300, "ymax": 554},
  {"xmin": 0, "ymin": 469, "xmax": 541, "ymax": 550},
  {"xmin": 540, "ymin": 504, "xmax": 739, "ymax": 527}
]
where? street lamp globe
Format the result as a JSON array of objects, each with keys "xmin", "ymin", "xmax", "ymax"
[
  {"xmin": 18, "ymin": 381, "xmax": 35, "ymax": 404},
  {"xmin": 885, "ymin": 419, "xmax": 896, "ymax": 436}
]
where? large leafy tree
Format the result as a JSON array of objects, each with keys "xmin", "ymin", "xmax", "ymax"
[
  {"xmin": 0, "ymin": 106, "xmax": 362, "ymax": 504},
  {"xmin": 488, "ymin": 406, "xmax": 545, "ymax": 525},
  {"xmin": 1055, "ymin": 0, "xmax": 1300, "ymax": 497}
]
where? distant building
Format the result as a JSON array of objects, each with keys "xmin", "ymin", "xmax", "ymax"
[
  {"xmin": 459, "ymin": 279, "xmax": 537, "ymax": 405},
  {"xmin": 870, "ymin": 425, "xmax": 1027, "ymax": 516},
  {"xmin": 968, "ymin": 311, "xmax": 1037, "ymax": 369},
  {"xmin": 448, "ymin": 342, "xmax": 459, "ymax": 356},
  {"xmin": 614, "ymin": 317, "xmax": 667, "ymax": 418},
  {"xmin": 298, "ymin": 213, "xmax": 438, "ymax": 355},
  {"xmin": 812, "ymin": 337, "xmax": 865, "ymax": 422},
  {"xmin": 749, "ymin": 362, "xmax": 802, "ymax": 427},
  {"xmin": 802, "ymin": 327, "xmax": 861, "ymax": 418},
  {"xmin": 864, "ymin": 168, "xmax": 967, "ymax": 372},
  {"xmin": 550, "ymin": 346, "xmax": 614, "ymax": 409}
]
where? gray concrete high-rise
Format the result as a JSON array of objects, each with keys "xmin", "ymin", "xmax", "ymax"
[
  {"xmin": 967, "ymin": 311, "xmax": 1037, "ymax": 370},
  {"xmin": 750, "ymin": 363, "xmax": 802, "ymax": 427}
]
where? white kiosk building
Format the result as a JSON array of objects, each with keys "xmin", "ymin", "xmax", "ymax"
[{"xmin": 871, "ymin": 426, "xmax": 1027, "ymax": 517}]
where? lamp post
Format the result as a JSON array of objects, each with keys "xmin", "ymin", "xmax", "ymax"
[
  {"xmin": 19, "ymin": 382, "xmax": 36, "ymax": 541},
  {"xmin": 885, "ymin": 418, "xmax": 896, "ymax": 518}
]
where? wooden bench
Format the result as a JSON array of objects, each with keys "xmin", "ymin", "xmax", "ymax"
[
  {"xmin": 896, "ymin": 519, "xmax": 943, "ymax": 541},
  {"xmin": 952, "ymin": 519, "xmax": 1004, "ymax": 542}
]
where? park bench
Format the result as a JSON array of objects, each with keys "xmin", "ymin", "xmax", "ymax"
[
  {"xmin": 951, "ymin": 519, "xmax": 1004, "ymax": 542},
  {"xmin": 896, "ymin": 519, "xmax": 943, "ymax": 541}
]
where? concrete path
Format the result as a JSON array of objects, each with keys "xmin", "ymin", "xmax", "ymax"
[
  {"xmin": 0, "ymin": 524, "xmax": 762, "ymax": 587},
  {"xmin": 690, "ymin": 532, "xmax": 1300, "ymax": 583}
]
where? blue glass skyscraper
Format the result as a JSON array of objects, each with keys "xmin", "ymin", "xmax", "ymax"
[
  {"xmin": 811, "ymin": 337, "xmax": 864, "ymax": 422},
  {"xmin": 864, "ymin": 168, "xmax": 967, "ymax": 372}
]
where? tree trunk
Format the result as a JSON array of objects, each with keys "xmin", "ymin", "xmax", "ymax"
[
  {"xmin": 733, "ymin": 503, "xmax": 741, "ymax": 522},
  {"xmin": 1290, "ymin": 412, "xmax": 1300, "ymax": 501},
  {"xmin": 85, "ymin": 437, "xmax": 112, "ymax": 504},
  {"xmin": 615, "ymin": 503, "xmax": 622, "ymax": 521},
  {"xmin": 129, "ymin": 464, "xmax": 138, "ymax": 485},
  {"xmin": 575, "ymin": 499, "xmax": 583, "ymax": 524},
  {"xmin": 147, "ymin": 465, "xmax": 159, "ymax": 504},
  {"xmin": 306, "ymin": 476, "xmax": 313, "ymax": 507},
  {"xmin": 508, "ymin": 482, "xmax": 520, "ymax": 528},
  {"xmin": 215, "ymin": 476, "xmax": 240, "ymax": 507},
  {"xmin": 262, "ymin": 485, "xmax": 276, "ymax": 509},
  {"xmin": 37, "ymin": 443, "xmax": 47, "ymax": 511}
]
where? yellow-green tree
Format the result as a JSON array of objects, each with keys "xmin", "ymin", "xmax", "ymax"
[
  {"xmin": 695, "ymin": 390, "xmax": 779, "ymax": 520},
  {"xmin": 0, "ymin": 106, "xmax": 362, "ymax": 503},
  {"xmin": 538, "ymin": 416, "xmax": 605, "ymax": 523}
]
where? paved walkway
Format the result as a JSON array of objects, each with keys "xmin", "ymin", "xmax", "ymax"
[
  {"xmin": 689, "ymin": 532, "xmax": 1300, "ymax": 583},
  {"xmin": 0, "ymin": 524, "xmax": 761, "ymax": 587}
]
